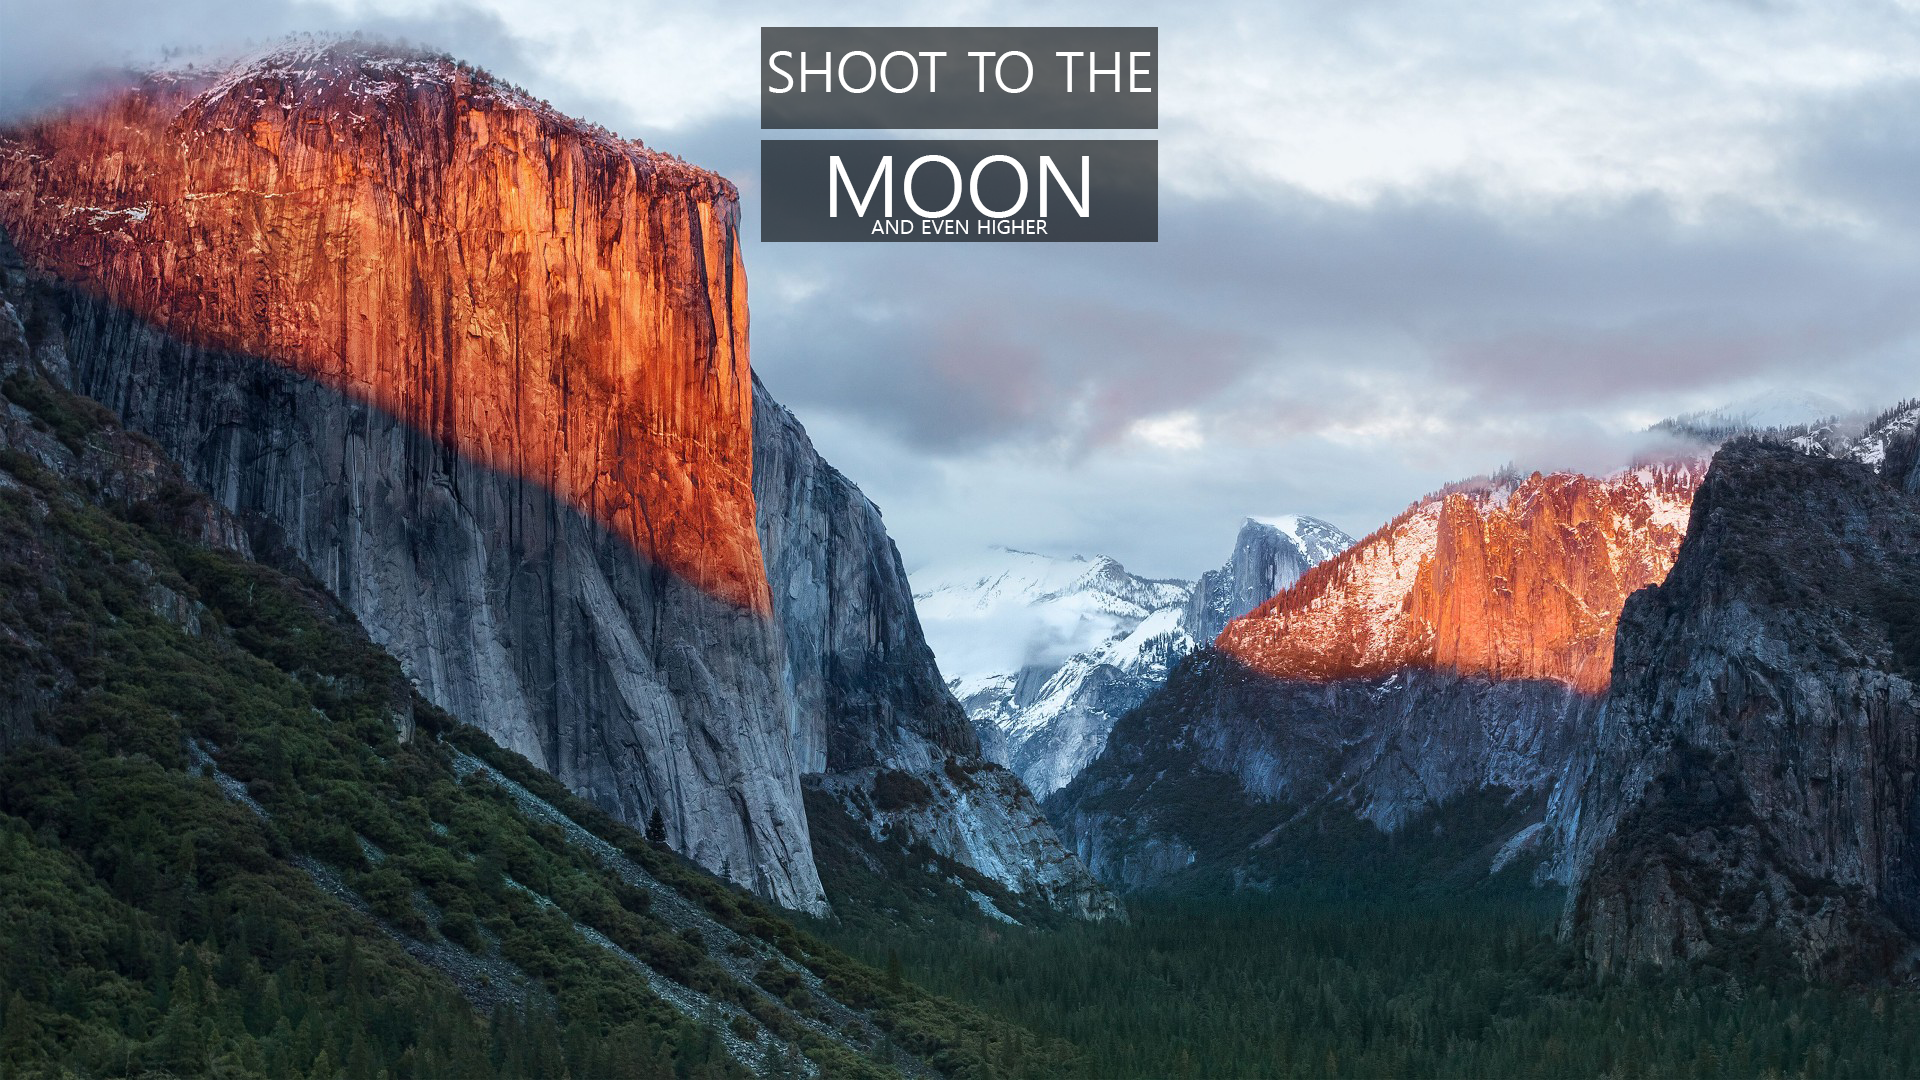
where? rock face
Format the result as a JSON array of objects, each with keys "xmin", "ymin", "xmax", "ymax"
[
  {"xmin": 0, "ymin": 43, "xmax": 764, "ymax": 612},
  {"xmin": 0, "ymin": 239, "xmax": 251, "ymax": 750},
  {"xmin": 1219, "ymin": 466, "xmax": 1702, "ymax": 695},
  {"xmin": 1052, "ymin": 466, "xmax": 1702, "ymax": 894},
  {"xmin": 1185, "ymin": 516, "xmax": 1352, "ymax": 643},
  {"xmin": 0, "ymin": 43, "xmax": 823, "ymax": 910},
  {"xmin": 753, "ymin": 377, "xmax": 977, "ymax": 774},
  {"xmin": 1562, "ymin": 441, "xmax": 1920, "ymax": 981},
  {"xmin": 753, "ymin": 378, "xmax": 1107, "ymax": 912},
  {"xmin": 1051, "ymin": 651, "xmax": 1595, "ymax": 891}
]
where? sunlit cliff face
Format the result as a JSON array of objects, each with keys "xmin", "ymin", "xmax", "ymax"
[
  {"xmin": 0, "ymin": 41, "xmax": 769, "ymax": 612},
  {"xmin": 1216, "ymin": 464, "xmax": 1705, "ymax": 694}
]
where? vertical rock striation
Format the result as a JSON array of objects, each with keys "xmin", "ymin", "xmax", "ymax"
[
  {"xmin": 0, "ymin": 42, "xmax": 824, "ymax": 910},
  {"xmin": 1051, "ymin": 652, "xmax": 1596, "ymax": 891},
  {"xmin": 1218, "ymin": 466, "xmax": 1702, "ymax": 694},
  {"xmin": 1053, "ymin": 466, "xmax": 1701, "ymax": 894},
  {"xmin": 753, "ymin": 377, "xmax": 1111, "ymax": 915},
  {"xmin": 1185, "ymin": 516, "xmax": 1352, "ymax": 643},
  {"xmin": 752, "ymin": 375, "xmax": 977, "ymax": 775},
  {"xmin": 1563, "ymin": 441, "xmax": 1920, "ymax": 980}
]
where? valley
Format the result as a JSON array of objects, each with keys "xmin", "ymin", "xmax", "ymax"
[{"xmin": 4, "ymin": 31, "xmax": 1920, "ymax": 1079}]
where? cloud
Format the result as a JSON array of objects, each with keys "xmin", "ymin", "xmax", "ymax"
[
  {"xmin": 749, "ymin": 181, "xmax": 1920, "ymax": 436},
  {"xmin": 8, "ymin": 0, "xmax": 1920, "ymax": 578},
  {"xmin": 744, "ymin": 166, "xmax": 1920, "ymax": 573},
  {"xmin": 1792, "ymin": 76, "xmax": 1920, "ymax": 231},
  {"xmin": 0, "ymin": 0, "xmax": 539, "ymax": 119}
]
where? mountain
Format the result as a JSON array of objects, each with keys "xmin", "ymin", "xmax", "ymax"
[
  {"xmin": 1653, "ymin": 389, "xmax": 1920, "ymax": 469},
  {"xmin": 1185, "ymin": 516, "xmax": 1354, "ymax": 642},
  {"xmin": 1559, "ymin": 438, "xmax": 1920, "ymax": 981},
  {"xmin": 1217, "ymin": 466, "xmax": 1702, "ymax": 694},
  {"xmin": 1670, "ymin": 388, "xmax": 1849, "ymax": 433},
  {"xmin": 913, "ymin": 549, "xmax": 1192, "ymax": 798},
  {"xmin": 0, "ymin": 273, "xmax": 1070, "ymax": 1076},
  {"xmin": 0, "ymin": 40, "xmax": 1098, "ymax": 918},
  {"xmin": 914, "ymin": 517, "xmax": 1351, "ymax": 799},
  {"xmin": 1049, "ymin": 654, "xmax": 1599, "ymax": 892},
  {"xmin": 1052, "ymin": 464, "xmax": 1706, "ymax": 892},
  {"xmin": 1839, "ymin": 399, "xmax": 1920, "ymax": 470},
  {"xmin": 0, "ymin": 41, "xmax": 817, "ymax": 908}
]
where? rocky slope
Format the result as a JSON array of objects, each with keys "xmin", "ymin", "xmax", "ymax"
[
  {"xmin": 0, "ymin": 39, "xmax": 1105, "ymax": 918},
  {"xmin": 1562, "ymin": 440, "xmax": 1920, "ymax": 981},
  {"xmin": 913, "ymin": 549, "xmax": 1193, "ymax": 798},
  {"xmin": 1052, "ymin": 653, "xmax": 1597, "ymax": 892},
  {"xmin": 0, "ymin": 278, "xmax": 1062, "ymax": 1075},
  {"xmin": 1185, "ymin": 516, "xmax": 1353, "ymax": 643},
  {"xmin": 915, "ymin": 519, "xmax": 1350, "ymax": 799},
  {"xmin": 1218, "ymin": 465, "xmax": 1703, "ymax": 694},
  {"xmin": 0, "ymin": 42, "xmax": 823, "ymax": 910},
  {"xmin": 754, "ymin": 380, "xmax": 1109, "ymax": 916},
  {"xmin": 1839, "ymin": 399, "xmax": 1920, "ymax": 471},
  {"xmin": 1053, "ymin": 464, "xmax": 1705, "ymax": 893}
]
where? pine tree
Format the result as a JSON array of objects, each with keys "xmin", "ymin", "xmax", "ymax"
[{"xmin": 646, "ymin": 807, "xmax": 668, "ymax": 847}]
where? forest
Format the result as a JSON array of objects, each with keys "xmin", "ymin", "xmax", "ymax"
[
  {"xmin": 822, "ymin": 895, "xmax": 1920, "ymax": 1079},
  {"xmin": 6, "ymin": 357, "xmax": 1920, "ymax": 1079},
  {"xmin": 0, "ymin": 363, "xmax": 1066, "ymax": 1079}
]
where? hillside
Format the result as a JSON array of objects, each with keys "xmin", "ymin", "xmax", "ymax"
[{"xmin": 0, "ymin": 245, "xmax": 1069, "ymax": 1078}]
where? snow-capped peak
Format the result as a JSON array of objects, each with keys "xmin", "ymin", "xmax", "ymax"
[
  {"xmin": 1244, "ymin": 514, "xmax": 1353, "ymax": 567},
  {"xmin": 914, "ymin": 514, "xmax": 1350, "ymax": 797},
  {"xmin": 911, "ymin": 547, "xmax": 1189, "ymax": 699}
]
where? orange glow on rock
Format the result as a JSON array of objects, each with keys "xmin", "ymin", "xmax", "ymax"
[
  {"xmin": 0, "ymin": 44, "xmax": 770, "ymax": 613},
  {"xmin": 1217, "ymin": 464, "xmax": 1705, "ymax": 693}
]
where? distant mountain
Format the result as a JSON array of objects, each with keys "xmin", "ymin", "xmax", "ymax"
[
  {"xmin": 1837, "ymin": 399, "xmax": 1920, "ymax": 468},
  {"xmin": 1049, "ymin": 392, "xmax": 1920, "ymax": 958},
  {"xmin": 914, "ymin": 517, "xmax": 1351, "ymax": 798},
  {"xmin": 1185, "ymin": 516, "xmax": 1354, "ymax": 643},
  {"xmin": 913, "ymin": 550, "xmax": 1192, "ymax": 798},
  {"xmin": 1052, "ymin": 464, "xmax": 1705, "ymax": 892},
  {"xmin": 1655, "ymin": 391, "xmax": 1920, "ymax": 475},
  {"xmin": 1219, "ymin": 466, "xmax": 1702, "ymax": 694}
]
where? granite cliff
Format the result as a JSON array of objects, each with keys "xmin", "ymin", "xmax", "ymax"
[
  {"xmin": 1185, "ymin": 516, "xmax": 1352, "ymax": 643},
  {"xmin": 1054, "ymin": 465, "xmax": 1703, "ymax": 893},
  {"xmin": 0, "ymin": 39, "xmax": 1102, "ymax": 917},
  {"xmin": 1563, "ymin": 440, "xmax": 1920, "ymax": 981},
  {"xmin": 1218, "ymin": 466, "xmax": 1703, "ymax": 694},
  {"xmin": 0, "ymin": 42, "xmax": 822, "ymax": 909},
  {"xmin": 754, "ymin": 379, "xmax": 1108, "ymax": 915}
]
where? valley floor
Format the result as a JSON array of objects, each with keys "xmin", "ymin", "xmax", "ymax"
[{"xmin": 819, "ymin": 895, "xmax": 1920, "ymax": 1079}]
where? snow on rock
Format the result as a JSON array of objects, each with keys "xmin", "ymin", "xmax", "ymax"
[
  {"xmin": 913, "ymin": 518, "xmax": 1349, "ymax": 798},
  {"xmin": 1186, "ymin": 517, "xmax": 1355, "ymax": 643},
  {"xmin": 1218, "ymin": 465, "xmax": 1705, "ymax": 695}
]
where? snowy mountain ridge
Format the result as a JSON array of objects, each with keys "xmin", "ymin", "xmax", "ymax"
[
  {"xmin": 911, "ymin": 548, "xmax": 1188, "ymax": 701},
  {"xmin": 913, "ymin": 517, "xmax": 1352, "ymax": 797}
]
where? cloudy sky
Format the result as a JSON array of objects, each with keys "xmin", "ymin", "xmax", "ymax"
[{"xmin": 9, "ymin": 1, "xmax": 1920, "ymax": 578}]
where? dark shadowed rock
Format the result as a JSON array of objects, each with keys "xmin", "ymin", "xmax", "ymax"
[
  {"xmin": 1564, "ymin": 440, "xmax": 1920, "ymax": 981},
  {"xmin": 753, "ymin": 378, "xmax": 1114, "ymax": 917},
  {"xmin": 1051, "ymin": 649, "xmax": 1594, "ymax": 892}
]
